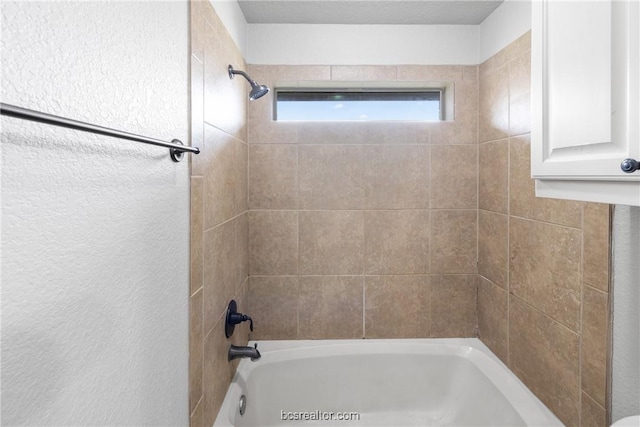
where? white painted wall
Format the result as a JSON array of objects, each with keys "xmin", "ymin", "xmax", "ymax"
[
  {"xmin": 478, "ymin": 0, "xmax": 532, "ymax": 63},
  {"xmin": 612, "ymin": 206, "xmax": 640, "ymax": 422},
  {"xmin": 214, "ymin": 0, "xmax": 531, "ymax": 66},
  {"xmin": 211, "ymin": 0, "xmax": 249, "ymax": 58},
  {"xmin": 247, "ymin": 24, "xmax": 479, "ymax": 65},
  {"xmin": 1, "ymin": 1, "xmax": 190, "ymax": 425}
]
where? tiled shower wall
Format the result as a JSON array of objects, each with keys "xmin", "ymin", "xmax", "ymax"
[
  {"xmin": 189, "ymin": 6, "xmax": 612, "ymax": 426},
  {"xmin": 245, "ymin": 65, "xmax": 479, "ymax": 339},
  {"xmin": 476, "ymin": 32, "xmax": 611, "ymax": 427},
  {"xmin": 189, "ymin": 2, "xmax": 250, "ymax": 426}
]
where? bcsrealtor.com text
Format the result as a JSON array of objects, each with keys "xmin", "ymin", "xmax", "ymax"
[{"xmin": 281, "ymin": 410, "xmax": 361, "ymax": 422}]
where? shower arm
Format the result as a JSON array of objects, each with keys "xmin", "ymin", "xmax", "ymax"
[
  {"xmin": 228, "ymin": 64, "xmax": 270, "ymax": 101},
  {"xmin": 228, "ymin": 66, "xmax": 255, "ymax": 84}
]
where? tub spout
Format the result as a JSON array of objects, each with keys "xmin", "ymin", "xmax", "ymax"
[{"xmin": 228, "ymin": 343, "xmax": 261, "ymax": 362}]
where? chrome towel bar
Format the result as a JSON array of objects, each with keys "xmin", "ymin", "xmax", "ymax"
[{"xmin": 0, "ymin": 102, "xmax": 199, "ymax": 162}]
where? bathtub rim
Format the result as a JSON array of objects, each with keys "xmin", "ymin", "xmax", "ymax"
[{"xmin": 214, "ymin": 338, "xmax": 563, "ymax": 427}]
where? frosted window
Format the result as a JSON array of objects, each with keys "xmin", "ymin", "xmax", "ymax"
[{"xmin": 275, "ymin": 90, "xmax": 442, "ymax": 121}]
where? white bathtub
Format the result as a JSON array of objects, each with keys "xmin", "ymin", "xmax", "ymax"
[{"xmin": 213, "ymin": 338, "xmax": 563, "ymax": 427}]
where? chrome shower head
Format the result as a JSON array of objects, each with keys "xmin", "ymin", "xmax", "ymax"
[
  {"xmin": 248, "ymin": 82, "xmax": 270, "ymax": 101},
  {"xmin": 228, "ymin": 65, "xmax": 270, "ymax": 101}
]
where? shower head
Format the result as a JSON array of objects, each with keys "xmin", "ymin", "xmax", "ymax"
[
  {"xmin": 248, "ymin": 82, "xmax": 270, "ymax": 101},
  {"xmin": 228, "ymin": 65, "xmax": 270, "ymax": 101}
]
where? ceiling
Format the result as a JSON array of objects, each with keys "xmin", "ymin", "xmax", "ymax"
[{"xmin": 237, "ymin": 0, "xmax": 504, "ymax": 25}]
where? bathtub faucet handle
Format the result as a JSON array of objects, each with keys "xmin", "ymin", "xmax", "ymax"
[
  {"xmin": 231, "ymin": 313, "xmax": 253, "ymax": 331},
  {"xmin": 225, "ymin": 300, "xmax": 255, "ymax": 338}
]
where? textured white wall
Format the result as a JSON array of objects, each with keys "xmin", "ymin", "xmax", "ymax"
[
  {"xmin": 1, "ymin": 1, "xmax": 190, "ymax": 426},
  {"xmin": 612, "ymin": 206, "xmax": 640, "ymax": 422}
]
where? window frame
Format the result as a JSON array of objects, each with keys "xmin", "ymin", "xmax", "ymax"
[{"xmin": 273, "ymin": 87, "xmax": 445, "ymax": 122}]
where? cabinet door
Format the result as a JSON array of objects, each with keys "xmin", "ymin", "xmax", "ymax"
[{"xmin": 531, "ymin": 0, "xmax": 639, "ymax": 180}]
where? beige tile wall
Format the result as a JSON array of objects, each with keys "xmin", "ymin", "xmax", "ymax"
[
  {"xmin": 189, "ymin": 8, "xmax": 612, "ymax": 426},
  {"xmin": 189, "ymin": 2, "xmax": 250, "ymax": 426},
  {"xmin": 476, "ymin": 32, "xmax": 611, "ymax": 427},
  {"xmin": 245, "ymin": 64, "xmax": 479, "ymax": 341}
]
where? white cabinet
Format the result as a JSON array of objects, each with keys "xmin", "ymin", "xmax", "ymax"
[{"xmin": 531, "ymin": 0, "xmax": 640, "ymax": 206}]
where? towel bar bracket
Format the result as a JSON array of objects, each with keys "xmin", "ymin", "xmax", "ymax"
[{"xmin": 169, "ymin": 139, "xmax": 185, "ymax": 163}]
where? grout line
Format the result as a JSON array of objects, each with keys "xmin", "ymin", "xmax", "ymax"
[
  {"xmin": 198, "ymin": 281, "xmax": 205, "ymax": 413},
  {"xmin": 362, "ymin": 207, "xmax": 366, "ymax": 338},
  {"xmin": 428, "ymin": 143, "xmax": 433, "ymax": 284},
  {"xmin": 249, "ymin": 273, "xmax": 476, "ymax": 278},
  {"xmin": 582, "ymin": 390, "xmax": 607, "ymax": 411},
  {"xmin": 583, "ymin": 283, "xmax": 609, "ymax": 296},
  {"xmin": 190, "ymin": 285, "xmax": 204, "ymax": 299},
  {"xmin": 478, "ymin": 136, "xmax": 512, "ymax": 145},
  {"xmin": 296, "ymin": 143, "xmax": 300, "ymax": 339},
  {"xmin": 249, "ymin": 208, "xmax": 477, "ymax": 212},
  {"xmin": 199, "ymin": 176, "xmax": 205, "ymax": 298},
  {"xmin": 202, "ymin": 119, "xmax": 247, "ymax": 144},
  {"xmin": 296, "ymin": 273, "xmax": 300, "ymax": 340},
  {"xmin": 191, "ymin": 51, "xmax": 204, "ymax": 66},
  {"xmin": 509, "ymin": 130, "xmax": 532, "ymax": 139},
  {"xmin": 505, "ymin": 53, "xmax": 513, "ymax": 368},
  {"xmin": 479, "ymin": 204, "xmax": 582, "ymax": 231},
  {"xmin": 249, "ymin": 274, "xmax": 300, "ymax": 278},
  {"xmin": 476, "ymin": 62, "xmax": 483, "ymax": 342},
  {"xmin": 190, "ymin": 282, "xmax": 204, "ymax": 298},
  {"xmin": 426, "ymin": 144, "xmax": 431, "ymax": 211},
  {"xmin": 475, "ymin": 107, "xmax": 480, "ymax": 338},
  {"xmin": 511, "ymin": 293, "xmax": 581, "ymax": 337},
  {"xmin": 506, "ymin": 130, "xmax": 511, "ymax": 368},
  {"xmin": 578, "ymin": 203, "xmax": 585, "ymax": 427},
  {"xmin": 478, "ymin": 208, "xmax": 510, "ymax": 218},
  {"xmin": 203, "ymin": 210, "xmax": 246, "ymax": 235},
  {"xmin": 247, "ymin": 134, "xmax": 251, "ymax": 211},
  {"xmin": 362, "ymin": 275, "xmax": 366, "ymax": 339},
  {"xmin": 478, "ymin": 274, "xmax": 509, "ymax": 293},
  {"xmin": 508, "ymin": 213, "xmax": 584, "ymax": 232},
  {"xmin": 248, "ymin": 142, "xmax": 464, "ymax": 147},
  {"xmin": 605, "ymin": 204, "xmax": 614, "ymax": 425},
  {"xmin": 190, "ymin": 395, "xmax": 204, "ymax": 419}
]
